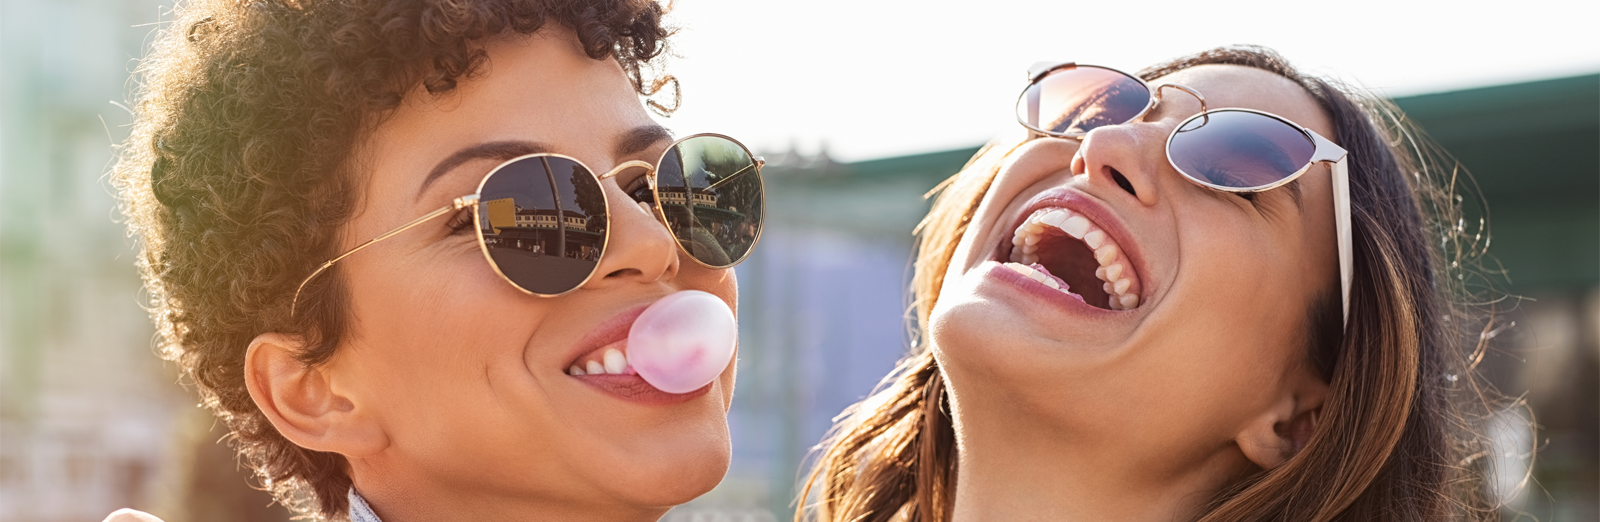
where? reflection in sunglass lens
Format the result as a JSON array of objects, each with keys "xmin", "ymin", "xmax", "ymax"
[
  {"xmin": 654, "ymin": 136, "xmax": 764, "ymax": 268},
  {"xmin": 1168, "ymin": 110, "xmax": 1317, "ymax": 190},
  {"xmin": 1018, "ymin": 65, "xmax": 1151, "ymax": 136},
  {"xmin": 475, "ymin": 156, "xmax": 608, "ymax": 295}
]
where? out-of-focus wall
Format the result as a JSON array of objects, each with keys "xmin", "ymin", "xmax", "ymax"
[
  {"xmin": 667, "ymin": 149, "xmax": 969, "ymax": 521},
  {"xmin": 0, "ymin": 1, "xmax": 290, "ymax": 520},
  {"xmin": 1395, "ymin": 75, "xmax": 1600, "ymax": 522}
]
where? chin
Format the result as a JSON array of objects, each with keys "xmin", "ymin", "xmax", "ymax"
[
  {"xmin": 929, "ymin": 277, "xmax": 1133, "ymax": 429},
  {"xmin": 604, "ymin": 436, "xmax": 731, "ymax": 507},
  {"xmin": 578, "ymin": 404, "xmax": 732, "ymax": 507}
]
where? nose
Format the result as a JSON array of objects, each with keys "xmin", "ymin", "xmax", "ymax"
[
  {"xmin": 1070, "ymin": 124, "xmax": 1167, "ymax": 207},
  {"xmin": 583, "ymin": 180, "xmax": 680, "ymax": 290}
]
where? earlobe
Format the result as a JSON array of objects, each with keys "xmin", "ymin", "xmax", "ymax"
[
  {"xmin": 244, "ymin": 333, "xmax": 387, "ymax": 457},
  {"xmin": 1236, "ymin": 369, "xmax": 1329, "ymax": 469}
]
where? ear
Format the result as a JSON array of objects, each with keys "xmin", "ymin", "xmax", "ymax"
[
  {"xmin": 243, "ymin": 333, "xmax": 387, "ymax": 457},
  {"xmin": 1235, "ymin": 365, "xmax": 1329, "ymax": 469}
]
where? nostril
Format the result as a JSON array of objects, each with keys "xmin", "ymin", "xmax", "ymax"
[
  {"xmin": 1109, "ymin": 168, "xmax": 1137, "ymax": 197},
  {"xmin": 606, "ymin": 268, "xmax": 642, "ymax": 279}
]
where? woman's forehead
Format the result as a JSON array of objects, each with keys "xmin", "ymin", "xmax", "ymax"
[{"xmin": 1152, "ymin": 64, "xmax": 1333, "ymax": 139}]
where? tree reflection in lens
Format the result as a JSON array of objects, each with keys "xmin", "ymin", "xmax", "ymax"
[
  {"xmin": 476, "ymin": 156, "xmax": 607, "ymax": 295},
  {"xmin": 655, "ymin": 136, "xmax": 763, "ymax": 268}
]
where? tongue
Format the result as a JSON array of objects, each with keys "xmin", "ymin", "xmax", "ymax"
[{"xmin": 626, "ymin": 290, "xmax": 738, "ymax": 394}]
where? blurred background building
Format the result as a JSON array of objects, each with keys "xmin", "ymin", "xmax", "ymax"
[{"xmin": 1, "ymin": 0, "xmax": 1594, "ymax": 521}]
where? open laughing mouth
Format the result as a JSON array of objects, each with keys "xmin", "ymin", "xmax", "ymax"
[{"xmin": 998, "ymin": 207, "xmax": 1143, "ymax": 310}]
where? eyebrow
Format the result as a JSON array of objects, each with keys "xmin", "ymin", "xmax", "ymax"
[
  {"xmin": 418, "ymin": 140, "xmax": 552, "ymax": 199},
  {"xmin": 616, "ymin": 124, "xmax": 674, "ymax": 157},
  {"xmin": 414, "ymin": 125, "xmax": 673, "ymax": 200}
]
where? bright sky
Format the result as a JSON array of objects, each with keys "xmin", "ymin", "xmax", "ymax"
[{"xmin": 659, "ymin": 0, "xmax": 1600, "ymax": 162}]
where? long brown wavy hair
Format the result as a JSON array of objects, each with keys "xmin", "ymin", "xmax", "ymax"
[
  {"xmin": 112, "ymin": 0, "xmax": 674, "ymax": 518},
  {"xmin": 799, "ymin": 46, "xmax": 1505, "ymax": 522}
]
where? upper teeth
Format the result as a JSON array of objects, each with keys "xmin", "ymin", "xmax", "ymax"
[
  {"xmin": 568, "ymin": 348, "xmax": 633, "ymax": 376},
  {"xmin": 1009, "ymin": 208, "xmax": 1142, "ymax": 310}
]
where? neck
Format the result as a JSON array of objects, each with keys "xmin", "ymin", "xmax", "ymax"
[
  {"xmin": 946, "ymin": 391, "xmax": 1251, "ymax": 521},
  {"xmin": 350, "ymin": 460, "xmax": 666, "ymax": 522}
]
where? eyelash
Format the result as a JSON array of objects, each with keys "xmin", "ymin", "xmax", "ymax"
[
  {"xmin": 624, "ymin": 176, "xmax": 654, "ymax": 203},
  {"xmin": 446, "ymin": 208, "xmax": 473, "ymax": 234},
  {"xmin": 1192, "ymin": 164, "xmax": 1259, "ymax": 204}
]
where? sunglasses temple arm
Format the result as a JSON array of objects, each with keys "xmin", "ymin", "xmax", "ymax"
[
  {"xmin": 598, "ymin": 160, "xmax": 656, "ymax": 180},
  {"xmin": 290, "ymin": 197, "xmax": 476, "ymax": 316},
  {"xmin": 1332, "ymin": 157, "xmax": 1353, "ymax": 328},
  {"xmin": 705, "ymin": 162, "xmax": 760, "ymax": 190}
]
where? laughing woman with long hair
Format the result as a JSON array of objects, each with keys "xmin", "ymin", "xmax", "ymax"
[{"xmin": 800, "ymin": 46, "xmax": 1502, "ymax": 522}]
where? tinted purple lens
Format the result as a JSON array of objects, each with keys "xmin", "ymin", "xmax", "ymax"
[
  {"xmin": 1168, "ymin": 110, "xmax": 1317, "ymax": 189},
  {"xmin": 475, "ymin": 156, "xmax": 607, "ymax": 295},
  {"xmin": 1017, "ymin": 65, "xmax": 1151, "ymax": 136}
]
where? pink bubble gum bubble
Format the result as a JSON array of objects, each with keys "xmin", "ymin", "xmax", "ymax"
[{"xmin": 627, "ymin": 290, "xmax": 737, "ymax": 394}]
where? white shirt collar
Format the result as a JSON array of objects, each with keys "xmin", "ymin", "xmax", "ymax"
[{"xmin": 348, "ymin": 489, "xmax": 382, "ymax": 522}]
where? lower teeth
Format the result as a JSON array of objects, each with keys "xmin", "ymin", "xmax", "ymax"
[{"xmin": 1003, "ymin": 261, "xmax": 1136, "ymax": 310}]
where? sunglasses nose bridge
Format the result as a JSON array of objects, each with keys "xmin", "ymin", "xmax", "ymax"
[
  {"xmin": 1150, "ymin": 83, "xmax": 1208, "ymax": 120},
  {"xmin": 598, "ymin": 159, "xmax": 656, "ymax": 181}
]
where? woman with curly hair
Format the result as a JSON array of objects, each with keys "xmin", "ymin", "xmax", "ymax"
[
  {"xmin": 800, "ymin": 46, "xmax": 1501, "ymax": 522},
  {"xmin": 110, "ymin": 0, "xmax": 765, "ymax": 520}
]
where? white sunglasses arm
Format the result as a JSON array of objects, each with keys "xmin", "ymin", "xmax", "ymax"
[
  {"xmin": 1308, "ymin": 130, "xmax": 1352, "ymax": 327},
  {"xmin": 1332, "ymin": 157, "xmax": 1352, "ymax": 327}
]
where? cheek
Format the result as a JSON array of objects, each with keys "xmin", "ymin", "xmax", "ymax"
[
  {"xmin": 342, "ymin": 243, "xmax": 546, "ymax": 402},
  {"xmin": 1174, "ymin": 206, "xmax": 1302, "ymax": 324},
  {"xmin": 1140, "ymin": 206, "xmax": 1308, "ymax": 411}
]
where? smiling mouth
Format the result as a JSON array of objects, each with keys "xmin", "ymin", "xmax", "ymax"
[
  {"xmin": 1000, "ymin": 208, "xmax": 1143, "ymax": 310},
  {"xmin": 564, "ymin": 339, "xmax": 711, "ymax": 404},
  {"xmin": 567, "ymin": 342, "xmax": 635, "ymax": 376}
]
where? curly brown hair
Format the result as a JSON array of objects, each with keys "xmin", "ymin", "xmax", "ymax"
[{"xmin": 112, "ymin": 0, "xmax": 675, "ymax": 518}]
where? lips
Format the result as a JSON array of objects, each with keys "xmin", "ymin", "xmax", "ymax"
[
  {"xmin": 991, "ymin": 190, "xmax": 1146, "ymax": 311},
  {"xmin": 561, "ymin": 304, "xmax": 709, "ymax": 404}
]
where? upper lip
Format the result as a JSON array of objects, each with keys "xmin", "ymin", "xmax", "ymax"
[
  {"xmin": 562, "ymin": 303, "xmax": 650, "ymax": 369},
  {"xmin": 994, "ymin": 186, "xmax": 1150, "ymax": 303}
]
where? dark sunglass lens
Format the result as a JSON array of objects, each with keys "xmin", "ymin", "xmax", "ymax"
[
  {"xmin": 1168, "ymin": 110, "xmax": 1317, "ymax": 189},
  {"xmin": 476, "ymin": 156, "xmax": 607, "ymax": 295},
  {"xmin": 654, "ymin": 135, "xmax": 764, "ymax": 268},
  {"xmin": 1017, "ymin": 65, "xmax": 1151, "ymax": 135}
]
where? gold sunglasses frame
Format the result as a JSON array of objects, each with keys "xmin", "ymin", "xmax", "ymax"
[
  {"xmin": 1019, "ymin": 63, "xmax": 1353, "ymax": 325},
  {"xmin": 290, "ymin": 132, "xmax": 766, "ymax": 316}
]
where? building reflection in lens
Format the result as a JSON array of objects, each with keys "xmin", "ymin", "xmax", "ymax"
[
  {"xmin": 657, "ymin": 137, "xmax": 763, "ymax": 267},
  {"xmin": 477, "ymin": 156, "xmax": 607, "ymax": 293}
]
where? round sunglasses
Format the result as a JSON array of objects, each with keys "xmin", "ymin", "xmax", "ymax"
[
  {"xmin": 292, "ymin": 133, "xmax": 765, "ymax": 316},
  {"xmin": 1016, "ymin": 62, "xmax": 1352, "ymax": 325}
]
